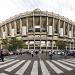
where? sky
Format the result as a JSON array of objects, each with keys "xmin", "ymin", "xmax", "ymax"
[{"xmin": 0, "ymin": 0, "xmax": 75, "ymax": 22}]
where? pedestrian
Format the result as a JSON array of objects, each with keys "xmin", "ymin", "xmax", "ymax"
[
  {"xmin": 0, "ymin": 50, "xmax": 4, "ymax": 62},
  {"xmin": 35, "ymin": 51, "xmax": 38, "ymax": 56},
  {"xmin": 49, "ymin": 51, "xmax": 52, "ymax": 59},
  {"xmin": 31, "ymin": 51, "xmax": 34, "ymax": 57}
]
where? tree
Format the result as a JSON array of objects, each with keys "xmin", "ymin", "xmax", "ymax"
[
  {"xmin": 8, "ymin": 37, "xmax": 25, "ymax": 51},
  {"xmin": 56, "ymin": 40, "xmax": 66, "ymax": 50},
  {"xmin": 2, "ymin": 38, "xmax": 9, "ymax": 49},
  {"xmin": 2, "ymin": 37, "xmax": 25, "ymax": 51}
]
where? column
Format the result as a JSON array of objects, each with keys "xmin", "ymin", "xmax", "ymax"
[
  {"xmin": 58, "ymin": 19, "xmax": 60, "ymax": 35},
  {"xmin": 63, "ymin": 21, "xmax": 65, "ymax": 36},
  {"xmin": 73, "ymin": 42, "xmax": 74, "ymax": 50},
  {"xmin": 26, "ymin": 17, "xmax": 28, "ymax": 33},
  {"xmin": 14, "ymin": 21, "xmax": 17, "ymax": 35},
  {"xmin": 1, "ymin": 27, "xmax": 3, "ymax": 38},
  {"xmin": 52, "ymin": 18, "xmax": 54, "ymax": 51},
  {"xmin": 9, "ymin": 23, "xmax": 12, "ymax": 37},
  {"xmin": 28, "ymin": 41, "xmax": 29, "ymax": 50},
  {"xmin": 26, "ymin": 17, "xmax": 29, "ymax": 50},
  {"xmin": 5, "ymin": 24, "xmax": 7, "ymax": 37},
  {"xmin": 72, "ymin": 25, "xmax": 73, "ymax": 38},
  {"xmin": 40, "ymin": 15, "xmax": 41, "ymax": 51},
  {"xmin": 70, "ymin": 42, "xmax": 71, "ymax": 51},
  {"xmin": 68, "ymin": 24, "xmax": 69, "ymax": 37},
  {"xmin": 46, "ymin": 14, "xmax": 48, "ymax": 52},
  {"xmin": 33, "ymin": 13, "xmax": 35, "ymax": 51},
  {"xmin": 47, "ymin": 16, "xmax": 48, "ymax": 32},
  {"xmin": 20, "ymin": 19, "xmax": 22, "ymax": 33}
]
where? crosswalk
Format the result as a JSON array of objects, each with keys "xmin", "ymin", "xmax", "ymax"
[{"xmin": 0, "ymin": 58, "xmax": 75, "ymax": 75}]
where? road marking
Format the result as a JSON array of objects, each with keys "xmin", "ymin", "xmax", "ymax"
[
  {"xmin": 46, "ymin": 60, "xmax": 63, "ymax": 74},
  {"xmin": 52, "ymin": 60, "xmax": 73, "ymax": 71},
  {"xmin": 5, "ymin": 60, "xmax": 25, "ymax": 72},
  {"xmin": 40, "ymin": 60, "xmax": 50, "ymax": 75},
  {"xmin": 0, "ymin": 60, "xmax": 19, "ymax": 68},
  {"xmin": 31, "ymin": 61, "xmax": 38, "ymax": 75},
  {"xmin": 62, "ymin": 58, "xmax": 75, "ymax": 61},
  {"xmin": 64, "ymin": 60, "xmax": 75, "ymax": 64},
  {"xmin": 0, "ymin": 59, "xmax": 15, "ymax": 64},
  {"xmin": 15, "ymin": 60, "xmax": 31, "ymax": 75},
  {"xmin": 58, "ymin": 60, "xmax": 75, "ymax": 67},
  {"xmin": 0, "ymin": 73, "xmax": 8, "ymax": 75}
]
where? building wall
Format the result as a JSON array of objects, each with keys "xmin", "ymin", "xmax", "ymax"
[{"xmin": 0, "ymin": 9, "xmax": 75, "ymax": 50}]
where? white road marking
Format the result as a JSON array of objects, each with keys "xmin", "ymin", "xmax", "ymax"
[
  {"xmin": 5, "ymin": 60, "xmax": 25, "ymax": 72},
  {"xmin": 46, "ymin": 60, "xmax": 63, "ymax": 74},
  {"xmin": 0, "ymin": 59, "xmax": 15, "ymax": 64},
  {"xmin": 64, "ymin": 60, "xmax": 75, "ymax": 64},
  {"xmin": 31, "ymin": 61, "xmax": 38, "ymax": 75},
  {"xmin": 15, "ymin": 60, "xmax": 31, "ymax": 75},
  {"xmin": 0, "ymin": 60, "xmax": 19, "ymax": 68},
  {"xmin": 58, "ymin": 60, "xmax": 75, "ymax": 67},
  {"xmin": 40, "ymin": 60, "xmax": 50, "ymax": 75},
  {"xmin": 52, "ymin": 60, "xmax": 73, "ymax": 71},
  {"xmin": 62, "ymin": 58, "xmax": 75, "ymax": 61},
  {"xmin": 0, "ymin": 73, "xmax": 8, "ymax": 75}
]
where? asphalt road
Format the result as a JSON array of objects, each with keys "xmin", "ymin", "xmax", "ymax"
[{"xmin": 0, "ymin": 53, "xmax": 75, "ymax": 75}]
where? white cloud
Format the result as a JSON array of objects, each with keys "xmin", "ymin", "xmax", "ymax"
[{"xmin": 0, "ymin": 0, "xmax": 75, "ymax": 22}]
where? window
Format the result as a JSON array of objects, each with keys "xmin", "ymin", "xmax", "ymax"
[{"xmin": 35, "ymin": 28, "xmax": 40, "ymax": 32}]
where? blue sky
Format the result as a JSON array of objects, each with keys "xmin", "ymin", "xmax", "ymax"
[{"xmin": 0, "ymin": 0, "xmax": 75, "ymax": 22}]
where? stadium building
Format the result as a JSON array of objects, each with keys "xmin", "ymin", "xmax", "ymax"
[{"xmin": 0, "ymin": 9, "xmax": 75, "ymax": 51}]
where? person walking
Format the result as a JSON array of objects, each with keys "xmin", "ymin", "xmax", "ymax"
[
  {"xmin": 31, "ymin": 51, "xmax": 34, "ymax": 57},
  {"xmin": 49, "ymin": 51, "xmax": 52, "ymax": 59},
  {"xmin": 0, "ymin": 50, "xmax": 4, "ymax": 62},
  {"xmin": 35, "ymin": 51, "xmax": 38, "ymax": 57}
]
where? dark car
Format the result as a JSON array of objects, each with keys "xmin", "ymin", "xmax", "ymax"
[{"xmin": 67, "ymin": 51, "xmax": 75, "ymax": 56}]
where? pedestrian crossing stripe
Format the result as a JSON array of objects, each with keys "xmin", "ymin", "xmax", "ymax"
[
  {"xmin": 63, "ymin": 59, "xmax": 75, "ymax": 64},
  {"xmin": 15, "ymin": 60, "xmax": 31, "ymax": 75},
  {"xmin": 0, "ymin": 58, "xmax": 75, "ymax": 75},
  {"xmin": 52, "ymin": 60, "xmax": 73, "ymax": 71},
  {"xmin": 0, "ymin": 60, "xmax": 19, "ymax": 68},
  {"xmin": 46, "ymin": 60, "xmax": 63, "ymax": 74},
  {"xmin": 0, "ymin": 73, "xmax": 8, "ymax": 75},
  {"xmin": 31, "ymin": 61, "xmax": 38, "ymax": 75},
  {"xmin": 40, "ymin": 60, "xmax": 50, "ymax": 75},
  {"xmin": 0, "ymin": 59, "xmax": 15, "ymax": 64},
  {"xmin": 5, "ymin": 60, "xmax": 25, "ymax": 72},
  {"xmin": 57, "ymin": 60, "xmax": 75, "ymax": 67}
]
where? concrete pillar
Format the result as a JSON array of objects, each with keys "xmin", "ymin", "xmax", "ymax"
[
  {"xmin": 14, "ymin": 21, "xmax": 17, "ymax": 35},
  {"xmin": 40, "ymin": 16, "xmax": 41, "ymax": 51},
  {"xmin": 70, "ymin": 42, "xmax": 71, "ymax": 51},
  {"xmin": 5, "ymin": 24, "xmax": 7, "ymax": 37},
  {"xmin": 72, "ymin": 25, "xmax": 73, "ymax": 38},
  {"xmin": 33, "ymin": 13, "xmax": 35, "ymax": 51},
  {"xmin": 20, "ymin": 19, "xmax": 22, "ymax": 33},
  {"xmin": 28, "ymin": 41, "xmax": 29, "ymax": 50},
  {"xmin": 1, "ymin": 27, "xmax": 3, "ymax": 38},
  {"xmin": 73, "ymin": 42, "xmax": 74, "ymax": 50},
  {"xmin": 68, "ymin": 24, "xmax": 69, "ymax": 37},
  {"xmin": 47, "ymin": 16, "xmax": 48, "ymax": 32},
  {"xmin": 26, "ymin": 17, "xmax": 28, "ymax": 33},
  {"xmin": 63, "ymin": 21, "xmax": 65, "ymax": 36},
  {"xmin": 58, "ymin": 19, "xmax": 60, "ymax": 34},
  {"xmin": 52, "ymin": 18, "xmax": 54, "ymax": 51}
]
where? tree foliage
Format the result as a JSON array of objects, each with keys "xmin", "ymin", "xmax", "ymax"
[
  {"xmin": 2, "ymin": 38, "xmax": 9, "ymax": 49},
  {"xmin": 56, "ymin": 40, "xmax": 66, "ymax": 50},
  {"xmin": 2, "ymin": 37, "xmax": 25, "ymax": 51}
]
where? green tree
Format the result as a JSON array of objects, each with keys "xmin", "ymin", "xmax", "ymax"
[
  {"xmin": 2, "ymin": 37, "xmax": 25, "ymax": 51},
  {"xmin": 2, "ymin": 38, "xmax": 9, "ymax": 49},
  {"xmin": 56, "ymin": 40, "xmax": 66, "ymax": 50}
]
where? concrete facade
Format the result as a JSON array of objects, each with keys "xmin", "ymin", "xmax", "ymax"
[{"xmin": 0, "ymin": 8, "xmax": 75, "ymax": 51}]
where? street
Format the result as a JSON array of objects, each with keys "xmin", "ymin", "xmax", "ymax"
[{"xmin": 0, "ymin": 53, "xmax": 75, "ymax": 75}]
